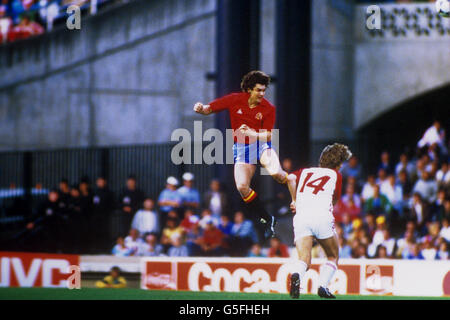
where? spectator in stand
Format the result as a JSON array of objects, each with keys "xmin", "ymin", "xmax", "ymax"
[
  {"xmin": 363, "ymin": 213, "xmax": 377, "ymax": 239},
  {"xmin": 417, "ymin": 121, "xmax": 447, "ymax": 158},
  {"xmin": 124, "ymin": 228, "xmax": 143, "ymax": 255},
  {"xmin": 340, "ymin": 213, "xmax": 354, "ymax": 239},
  {"xmin": 198, "ymin": 208, "xmax": 219, "ymax": 229},
  {"xmin": 229, "ymin": 211, "xmax": 258, "ymax": 256},
  {"xmin": 158, "ymin": 176, "xmax": 182, "ymax": 223},
  {"xmin": 180, "ymin": 208, "xmax": 199, "ymax": 233},
  {"xmin": 397, "ymin": 169, "xmax": 413, "ymax": 198},
  {"xmin": 407, "ymin": 243, "xmax": 424, "ymax": 260},
  {"xmin": 413, "ymin": 171, "xmax": 438, "ymax": 204},
  {"xmin": 10, "ymin": 13, "xmax": 44, "ymax": 41},
  {"xmin": 197, "ymin": 220, "xmax": 226, "ymax": 256},
  {"xmin": 364, "ymin": 184, "xmax": 392, "ymax": 217},
  {"xmin": 378, "ymin": 151, "xmax": 394, "ymax": 175},
  {"xmin": 203, "ymin": 178, "xmax": 228, "ymax": 219},
  {"xmin": 91, "ymin": 176, "xmax": 115, "ymax": 253},
  {"xmin": 131, "ymin": 198, "xmax": 159, "ymax": 236},
  {"xmin": 430, "ymin": 189, "xmax": 447, "ymax": 222},
  {"xmin": 436, "ymin": 241, "xmax": 449, "ymax": 260},
  {"xmin": 369, "ymin": 225, "xmax": 396, "ymax": 258},
  {"xmin": 376, "ymin": 168, "xmax": 388, "ymax": 186},
  {"xmin": 395, "ymin": 153, "xmax": 415, "ymax": 180},
  {"xmin": 361, "ymin": 174, "xmax": 377, "ymax": 202},
  {"xmin": 24, "ymin": 189, "xmax": 67, "ymax": 253},
  {"xmin": 137, "ymin": 233, "xmax": 163, "ymax": 257},
  {"xmin": 341, "ymin": 155, "xmax": 363, "ymax": 187},
  {"xmin": 248, "ymin": 243, "xmax": 265, "ymax": 257},
  {"xmin": 440, "ymin": 217, "xmax": 450, "ymax": 243},
  {"xmin": 185, "ymin": 223, "xmax": 203, "ymax": 256},
  {"xmin": 95, "ymin": 266, "xmax": 127, "ymax": 289},
  {"xmin": 406, "ymin": 193, "xmax": 429, "ymax": 235},
  {"xmin": 334, "ymin": 184, "xmax": 362, "ymax": 223},
  {"xmin": 380, "ymin": 174, "xmax": 404, "ymax": 213},
  {"xmin": 267, "ymin": 236, "xmax": 289, "ymax": 258},
  {"xmin": 111, "ymin": 236, "xmax": 133, "ymax": 257},
  {"xmin": 218, "ymin": 214, "xmax": 233, "ymax": 236},
  {"xmin": 158, "ymin": 233, "xmax": 172, "ymax": 256},
  {"xmin": 162, "ymin": 217, "xmax": 184, "ymax": 243},
  {"xmin": 0, "ymin": 2, "xmax": 12, "ymax": 43},
  {"xmin": 115, "ymin": 175, "xmax": 145, "ymax": 238},
  {"xmin": 374, "ymin": 245, "xmax": 389, "ymax": 259},
  {"xmin": 177, "ymin": 172, "xmax": 201, "ymax": 213},
  {"xmin": 435, "ymin": 161, "xmax": 450, "ymax": 189},
  {"xmin": 338, "ymin": 236, "xmax": 352, "ymax": 259},
  {"xmin": 57, "ymin": 178, "xmax": 70, "ymax": 209},
  {"xmin": 395, "ymin": 229, "xmax": 416, "ymax": 259},
  {"xmin": 167, "ymin": 234, "xmax": 189, "ymax": 257},
  {"xmin": 420, "ymin": 237, "xmax": 437, "ymax": 260},
  {"xmin": 67, "ymin": 184, "xmax": 85, "ymax": 253}
]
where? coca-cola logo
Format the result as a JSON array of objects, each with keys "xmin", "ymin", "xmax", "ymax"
[{"xmin": 145, "ymin": 273, "xmax": 175, "ymax": 289}]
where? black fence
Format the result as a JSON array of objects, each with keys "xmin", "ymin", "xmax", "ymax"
[{"xmin": 0, "ymin": 143, "xmax": 216, "ymax": 234}]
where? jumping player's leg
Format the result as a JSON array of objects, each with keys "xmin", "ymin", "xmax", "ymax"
[
  {"xmin": 316, "ymin": 234, "xmax": 340, "ymax": 297},
  {"xmin": 234, "ymin": 163, "xmax": 273, "ymax": 230},
  {"xmin": 259, "ymin": 148, "xmax": 289, "ymax": 184},
  {"xmin": 295, "ymin": 236, "xmax": 314, "ymax": 279}
]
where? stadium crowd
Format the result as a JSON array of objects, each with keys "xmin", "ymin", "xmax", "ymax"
[
  {"xmin": 3, "ymin": 121, "xmax": 450, "ymax": 260},
  {"xmin": 0, "ymin": 0, "xmax": 124, "ymax": 43}
]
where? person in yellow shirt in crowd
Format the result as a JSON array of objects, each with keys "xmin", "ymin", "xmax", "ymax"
[{"xmin": 95, "ymin": 266, "xmax": 127, "ymax": 288}]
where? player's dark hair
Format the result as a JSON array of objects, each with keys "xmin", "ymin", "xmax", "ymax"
[
  {"xmin": 319, "ymin": 143, "xmax": 352, "ymax": 169},
  {"xmin": 241, "ymin": 71, "xmax": 270, "ymax": 92}
]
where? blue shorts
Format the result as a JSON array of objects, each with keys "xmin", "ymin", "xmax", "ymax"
[{"xmin": 233, "ymin": 141, "xmax": 272, "ymax": 164}]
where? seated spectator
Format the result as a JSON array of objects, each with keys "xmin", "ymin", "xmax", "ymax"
[
  {"xmin": 203, "ymin": 178, "xmax": 228, "ymax": 219},
  {"xmin": 363, "ymin": 213, "xmax": 377, "ymax": 239},
  {"xmin": 395, "ymin": 229, "xmax": 416, "ymax": 259},
  {"xmin": 407, "ymin": 243, "xmax": 425, "ymax": 260},
  {"xmin": 364, "ymin": 185, "xmax": 392, "ymax": 216},
  {"xmin": 374, "ymin": 245, "xmax": 389, "ymax": 259},
  {"xmin": 198, "ymin": 208, "xmax": 219, "ymax": 229},
  {"xmin": 9, "ymin": 14, "xmax": 44, "ymax": 41},
  {"xmin": 435, "ymin": 162, "xmax": 449, "ymax": 188},
  {"xmin": 267, "ymin": 237, "xmax": 289, "ymax": 258},
  {"xmin": 436, "ymin": 241, "xmax": 449, "ymax": 260},
  {"xmin": 177, "ymin": 172, "xmax": 201, "ymax": 213},
  {"xmin": 378, "ymin": 151, "xmax": 394, "ymax": 175},
  {"xmin": 397, "ymin": 169, "xmax": 413, "ymax": 198},
  {"xmin": 197, "ymin": 220, "xmax": 226, "ymax": 256},
  {"xmin": 180, "ymin": 208, "xmax": 199, "ymax": 232},
  {"xmin": 340, "ymin": 213, "xmax": 354, "ymax": 239},
  {"xmin": 185, "ymin": 223, "xmax": 203, "ymax": 256},
  {"xmin": 218, "ymin": 214, "xmax": 233, "ymax": 236},
  {"xmin": 167, "ymin": 234, "xmax": 189, "ymax": 257},
  {"xmin": 248, "ymin": 243, "xmax": 265, "ymax": 257},
  {"xmin": 158, "ymin": 176, "xmax": 182, "ymax": 222},
  {"xmin": 338, "ymin": 236, "xmax": 352, "ymax": 259},
  {"xmin": 417, "ymin": 121, "xmax": 447, "ymax": 156},
  {"xmin": 406, "ymin": 193, "xmax": 430, "ymax": 235},
  {"xmin": 131, "ymin": 198, "xmax": 159, "ymax": 235},
  {"xmin": 341, "ymin": 156, "xmax": 363, "ymax": 186},
  {"xmin": 95, "ymin": 266, "xmax": 127, "ymax": 289},
  {"xmin": 420, "ymin": 238, "xmax": 437, "ymax": 260},
  {"xmin": 159, "ymin": 234, "xmax": 172, "ymax": 256},
  {"xmin": 137, "ymin": 233, "xmax": 164, "ymax": 257},
  {"xmin": 334, "ymin": 185, "xmax": 361, "ymax": 224},
  {"xmin": 162, "ymin": 217, "xmax": 185, "ymax": 243},
  {"xmin": 430, "ymin": 189, "xmax": 446, "ymax": 222},
  {"xmin": 111, "ymin": 237, "xmax": 133, "ymax": 257},
  {"xmin": 229, "ymin": 211, "xmax": 257, "ymax": 256},
  {"xmin": 124, "ymin": 228, "xmax": 143, "ymax": 255},
  {"xmin": 440, "ymin": 217, "xmax": 450, "ymax": 243},
  {"xmin": 369, "ymin": 227, "xmax": 395, "ymax": 258},
  {"xmin": 361, "ymin": 175, "xmax": 377, "ymax": 202},
  {"xmin": 412, "ymin": 171, "xmax": 438, "ymax": 204},
  {"xmin": 395, "ymin": 153, "xmax": 415, "ymax": 180},
  {"xmin": 380, "ymin": 175, "xmax": 403, "ymax": 211}
]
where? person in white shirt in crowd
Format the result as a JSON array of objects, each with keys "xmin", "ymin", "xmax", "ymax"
[
  {"xmin": 131, "ymin": 198, "xmax": 159, "ymax": 236},
  {"xmin": 376, "ymin": 168, "xmax": 388, "ymax": 186},
  {"xmin": 420, "ymin": 237, "xmax": 437, "ymax": 260},
  {"xmin": 111, "ymin": 236, "xmax": 133, "ymax": 257},
  {"xmin": 435, "ymin": 161, "xmax": 450, "ymax": 188},
  {"xmin": 137, "ymin": 233, "xmax": 164, "ymax": 257},
  {"xmin": 380, "ymin": 174, "xmax": 404, "ymax": 212},
  {"xmin": 124, "ymin": 228, "xmax": 143, "ymax": 255},
  {"xmin": 167, "ymin": 234, "xmax": 189, "ymax": 257},
  {"xmin": 417, "ymin": 121, "xmax": 447, "ymax": 155},
  {"xmin": 440, "ymin": 217, "xmax": 450, "ymax": 243},
  {"xmin": 436, "ymin": 241, "xmax": 449, "ymax": 260},
  {"xmin": 395, "ymin": 229, "xmax": 417, "ymax": 259},
  {"xmin": 361, "ymin": 174, "xmax": 377, "ymax": 203},
  {"xmin": 395, "ymin": 153, "xmax": 415, "ymax": 180},
  {"xmin": 198, "ymin": 208, "xmax": 219, "ymax": 229},
  {"xmin": 203, "ymin": 178, "xmax": 228, "ymax": 220},
  {"xmin": 412, "ymin": 171, "xmax": 438, "ymax": 204}
]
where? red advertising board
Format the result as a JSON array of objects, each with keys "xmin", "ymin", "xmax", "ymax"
[{"xmin": 0, "ymin": 252, "xmax": 79, "ymax": 288}]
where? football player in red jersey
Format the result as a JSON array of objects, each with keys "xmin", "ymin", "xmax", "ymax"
[
  {"xmin": 286, "ymin": 143, "xmax": 352, "ymax": 299},
  {"xmin": 194, "ymin": 71, "xmax": 292, "ymax": 239}
]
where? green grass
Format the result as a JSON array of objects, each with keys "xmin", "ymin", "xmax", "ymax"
[{"xmin": 0, "ymin": 288, "xmax": 448, "ymax": 300}]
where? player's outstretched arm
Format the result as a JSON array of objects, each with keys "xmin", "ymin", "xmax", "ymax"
[
  {"xmin": 287, "ymin": 174, "xmax": 297, "ymax": 213},
  {"xmin": 193, "ymin": 102, "xmax": 213, "ymax": 115}
]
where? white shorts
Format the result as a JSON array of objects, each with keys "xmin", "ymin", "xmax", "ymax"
[
  {"xmin": 293, "ymin": 213, "xmax": 336, "ymax": 243},
  {"xmin": 233, "ymin": 142, "xmax": 272, "ymax": 164}
]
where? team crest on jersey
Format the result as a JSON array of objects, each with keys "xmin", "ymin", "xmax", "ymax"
[
  {"xmin": 255, "ymin": 112, "xmax": 263, "ymax": 120},
  {"xmin": 237, "ymin": 109, "xmax": 243, "ymax": 115}
]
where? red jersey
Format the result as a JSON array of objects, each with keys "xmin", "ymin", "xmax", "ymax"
[{"xmin": 209, "ymin": 92, "xmax": 276, "ymax": 134}]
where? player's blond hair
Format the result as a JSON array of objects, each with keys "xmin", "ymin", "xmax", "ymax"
[{"xmin": 319, "ymin": 143, "xmax": 352, "ymax": 169}]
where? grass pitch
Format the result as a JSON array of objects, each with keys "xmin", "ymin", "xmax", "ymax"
[{"xmin": 0, "ymin": 288, "xmax": 448, "ymax": 300}]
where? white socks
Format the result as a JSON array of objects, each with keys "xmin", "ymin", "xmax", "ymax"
[
  {"xmin": 296, "ymin": 260, "xmax": 308, "ymax": 281},
  {"xmin": 319, "ymin": 261, "xmax": 337, "ymax": 288}
]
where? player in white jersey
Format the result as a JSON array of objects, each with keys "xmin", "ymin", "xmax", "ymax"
[{"xmin": 285, "ymin": 143, "xmax": 352, "ymax": 299}]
